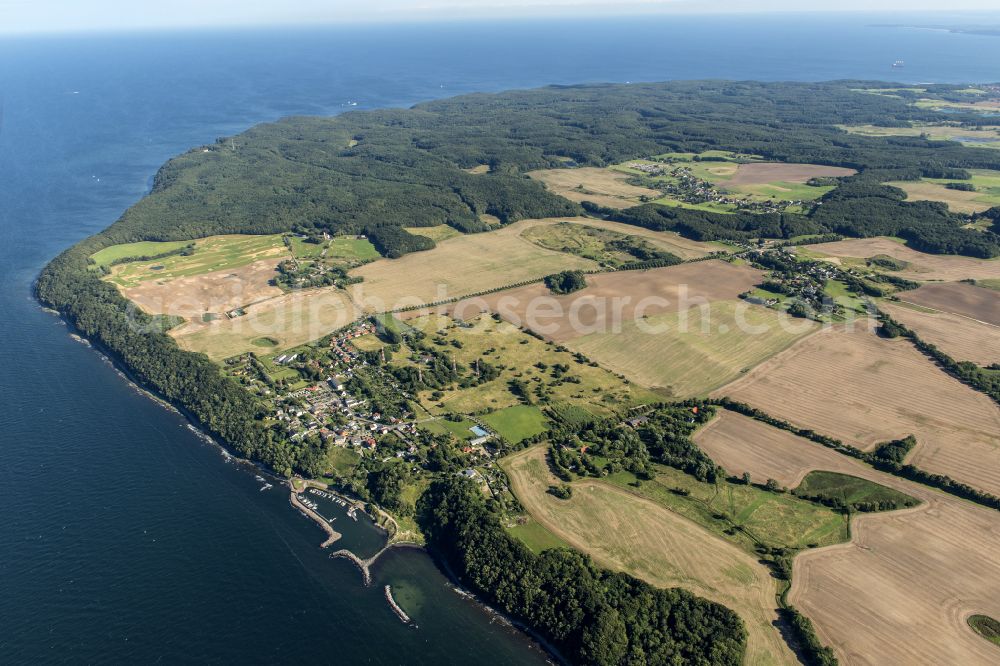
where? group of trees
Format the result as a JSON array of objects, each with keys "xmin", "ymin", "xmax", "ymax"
[
  {"xmin": 544, "ymin": 270, "xmax": 587, "ymax": 294},
  {"xmin": 418, "ymin": 477, "xmax": 747, "ymax": 665},
  {"xmin": 546, "ymin": 404, "xmax": 720, "ymax": 483}
]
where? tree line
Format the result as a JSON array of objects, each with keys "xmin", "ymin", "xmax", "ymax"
[{"xmin": 418, "ymin": 476, "xmax": 747, "ymax": 665}]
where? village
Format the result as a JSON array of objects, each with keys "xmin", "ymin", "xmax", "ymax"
[
  {"xmin": 625, "ymin": 159, "xmax": 807, "ymax": 213},
  {"xmin": 223, "ymin": 317, "xmax": 502, "ymax": 494}
]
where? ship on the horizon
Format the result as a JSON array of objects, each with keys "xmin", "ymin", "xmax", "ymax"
[{"xmin": 892, "ymin": 59, "xmax": 905, "ymax": 68}]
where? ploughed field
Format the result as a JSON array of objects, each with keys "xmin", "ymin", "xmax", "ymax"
[
  {"xmin": 696, "ymin": 411, "xmax": 1000, "ymax": 666},
  {"xmin": 715, "ymin": 325, "xmax": 1000, "ymax": 497}
]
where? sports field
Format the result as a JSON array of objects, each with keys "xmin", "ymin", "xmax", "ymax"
[
  {"xmin": 570, "ymin": 299, "xmax": 817, "ymax": 398},
  {"xmin": 502, "ymin": 445, "xmax": 797, "ymax": 666},
  {"xmin": 480, "ymin": 405, "xmax": 549, "ymax": 443},
  {"xmin": 717, "ymin": 325, "xmax": 1000, "ymax": 497}
]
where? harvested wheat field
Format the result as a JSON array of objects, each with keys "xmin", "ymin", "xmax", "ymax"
[
  {"xmin": 716, "ymin": 325, "xmax": 1000, "ymax": 496},
  {"xmin": 727, "ymin": 162, "xmax": 856, "ymax": 185},
  {"xmin": 880, "ymin": 300, "xmax": 1000, "ymax": 365},
  {"xmin": 799, "ymin": 237, "xmax": 1000, "ymax": 282},
  {"xmin": 502, "ymin": 445, "xmax": 796, "ymax": 666},
  {"xmin": 570, "ymin": 299, "xmax": 816, "ymax": 398},
  {"xmin": 898, "ymin": 282, "xmax": 1000, "ymax": 326},
  {"xmin": 172, "ymin": 288, "xmax": 360, "ymax": 360},
  {"xmin": 692, "ymin": 411, "xmax": 1000, "ymax": 665},
  {"xmin": 527, "ymin": 167, "xmax": 661, "ymax": 209},
  {"xmin": 694, "ymin": 411, "xmax": 841, "ymax": 488},
  {"xmin": 401, "ymin": 260, "xmax": 763, "ymax": 343},
  {"xmin": 120, "ymin": 259, "xmax": 283, "ymax": 318},
  {"xmin": 347, "ymin": 219, "xmax": 596, "ymax": 311}
]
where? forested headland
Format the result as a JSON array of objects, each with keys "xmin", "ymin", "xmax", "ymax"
[
  {"xmin": 37, "ymin": 78, "xmax": 1000, "ymax": 485},
  {"xmin": 36, "ymin": 79, "xmax": 1000, "ymax": 665}
]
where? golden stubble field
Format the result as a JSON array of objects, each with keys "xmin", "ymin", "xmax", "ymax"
[
  {"xmin": 502, "ymin": 445, "xmax": 796, "ymax": 666},
  {"xmin": 347, "ymin": 219, "xmax": 597, "ymax": 311},
  {"xmin": 715, "ymin": 325, "xmax": 1000, "ymax": 497},
  {"xmin": 799, "ymin": 237, "xmax": 1000, "ymax": 282},
  {"xmin": 401, "ymin": 260, "xmax": 814, "ymax": 398},
  {"xmin": 880, "ymin": 300, "xmax": 1000, "ymax": 366},
  {"xmin": 694, "ymin": 411, "xmax": 1000, "ymax": 666},
  {"xmin": 527, "ymin": 167, "xmax": 661, "ymax": 209}
]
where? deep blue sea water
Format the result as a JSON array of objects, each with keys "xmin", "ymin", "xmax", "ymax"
[{"xmin": 2, "ymin": 14, "xmax": 1000, "ymax": 663}]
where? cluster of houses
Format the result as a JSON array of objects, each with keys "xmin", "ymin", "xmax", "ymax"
[{"xmin": 653, "ymin": 166, "xmax": 802, "ymax": 213}]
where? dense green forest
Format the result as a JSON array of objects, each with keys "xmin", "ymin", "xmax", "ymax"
[{"xmin": 418, "ymin": 477, "xmax": 747, "ymax": 665}]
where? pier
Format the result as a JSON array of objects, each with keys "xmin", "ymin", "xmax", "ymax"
[{"xmin": 289, "ymin": 491, "xmax": 342, "ymax": 548}]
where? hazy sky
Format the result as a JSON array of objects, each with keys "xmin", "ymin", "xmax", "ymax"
[{"xmin": 2, "ymin": 1, "xmax": 999, "ymax": 35}]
